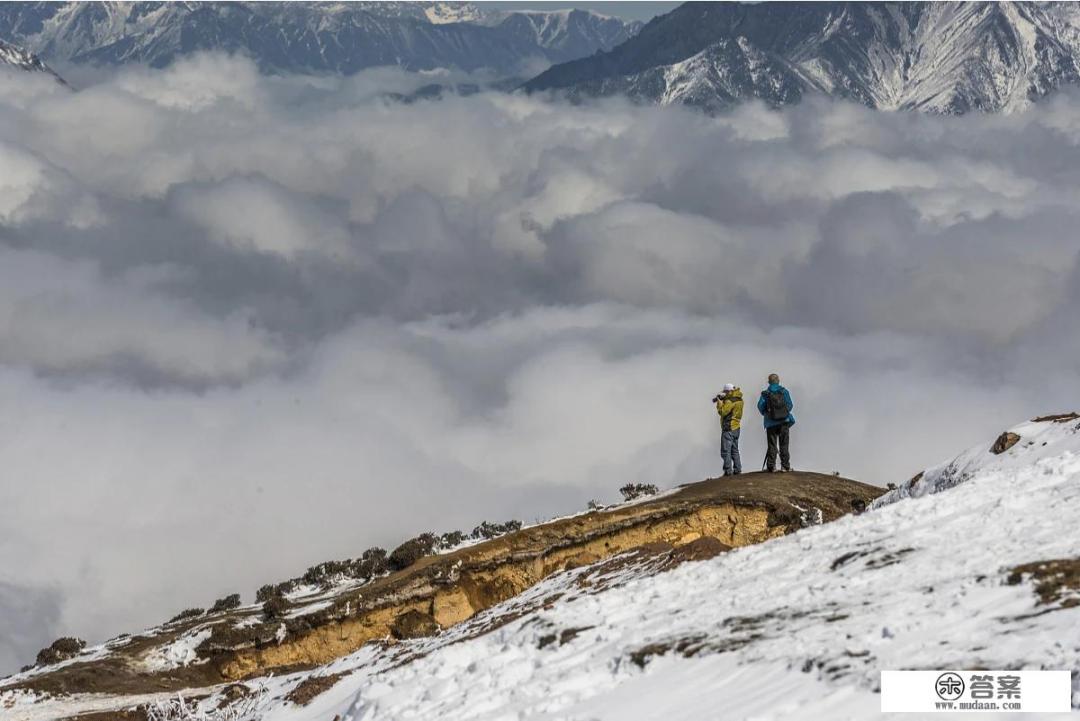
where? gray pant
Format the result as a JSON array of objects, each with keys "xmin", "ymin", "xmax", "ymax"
[
  {"xmin": 766, "ymin": 423, "xmax": 791, "ymax": 471},
  {"xmin": 721, "ymin": 429, "xmax": 742, "ymax": 475}
]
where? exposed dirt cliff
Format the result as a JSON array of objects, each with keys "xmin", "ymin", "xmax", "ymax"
[{"xmin": 1, "ymin": 471, "xmax": 882, "ymax": 713}]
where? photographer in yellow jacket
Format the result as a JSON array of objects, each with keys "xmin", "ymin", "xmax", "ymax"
[{"xmin": 713, "ymin": 383, "xmax": 743, "ymax": 476}]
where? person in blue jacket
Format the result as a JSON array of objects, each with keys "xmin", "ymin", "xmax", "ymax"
[{"xmin": 757, "ymin": 373, "xmax": 795, "ymax": 472}]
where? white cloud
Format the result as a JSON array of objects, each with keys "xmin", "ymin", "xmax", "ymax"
[
  {"xmin": 0, "ymin": 249, "xmax": 283, "ymax": 385},
  {"xmin": 171, "ymin": 176, "xmax": 356, "ymax": 259},
  {"xmin": 0, "ymin": 54, "xmax": 1078, "ymax": 672}
]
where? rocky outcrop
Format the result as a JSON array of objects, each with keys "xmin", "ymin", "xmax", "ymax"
[
  {"xmin": 2, "ymin": 471, "xmax": 881, "ymax": 700},
  {"xmin": 391, "ymin": 610, "xmax": 441, "ymax": 640},
  {"xmin": 991, "ymin": 431, "xmax": 1021, "ymax": 454}
]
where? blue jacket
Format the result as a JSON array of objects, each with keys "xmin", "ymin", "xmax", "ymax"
[{"xmin": 757, "ymin": 384, "xmax": 795, "ymax": 429}]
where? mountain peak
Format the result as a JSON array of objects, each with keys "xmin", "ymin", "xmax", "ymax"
[
  {"xmin": 0, "ymin": 2, "xmax": 641, "ymax": 76},
  {"xmin": 525, "ymin": 1, "xmax": 1080, "ymax": 114},
  {"xmin": 0, "ymin": 37, "xmax": 65, "ymax": 84}
]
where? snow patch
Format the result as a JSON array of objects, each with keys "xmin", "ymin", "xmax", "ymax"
[
  {"xmin": 874, "ymin": 415, "xmax": 1080, "ymax": 506},
  {"xmin": 139, "ymin": 628, "xmax": 212, "ymax": 672}
]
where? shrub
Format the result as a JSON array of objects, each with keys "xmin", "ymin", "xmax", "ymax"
[
  {"xmin": 168, "ymin": 608, "xmax": 205, "ymax": 624},
  {"xmin": 361, "ymin": 547, "xmax": 387, "ymax": 562},
  {"xmin": 619, "ymin": 483, "xmax": 659, "ymax": 502},
  {"xmin": 255, "ymin": 584, "xmax": 277, "ymax": 603},
  {"xmin": 302, "ymin": 560, "xmax": 352, "ymax": 587},
  {"xmin": 436, "ymin": 530, "xmax": 467, "ymax": 551},
  {"xmin": 34, "ymin": 637, "xmax": 86, "ymax": 666},
  {"xmin": 262, "ymin": 594, "xmax": 290, "ymax": 620},
  {"xmin": 388, "ymin": 533, "xmax": 438, "ymax": 571},
  {"xmin": 358, "ymin": 549, "xmax": 386, "ymax": 577},
  {"xmin": 356, "ymin": 547, "xmax": 389, "ymax": 579},
  {"xmin": 254, "ymin": 580, "xmax": 296, "ymax": 602},
  {"xmin": 470, "ymin": 520, "xmax": 523, "ymax": 540},
  {"xmin": 587, "ymin": 499, "xmax": 604, "ymax": 511},
  {"xmin": 209, "ymin": 594, "xmax": 242, "ymax": 614}
]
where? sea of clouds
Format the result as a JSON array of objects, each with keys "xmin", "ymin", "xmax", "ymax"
[{"xmin": 1, "ymin": 54, "xmax": 1079, "ymax": 672}]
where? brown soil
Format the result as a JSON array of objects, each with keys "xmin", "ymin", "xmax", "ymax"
[
  {"xmin": 58, "ymin": 710, "xmax": 149, "ymax": 721},
  {"xmin": 284, "ymin": 672, "xmax": 347, "ymax": 706},
  {"xmin": 1031, "ymin": 413, "xmax": 1079, "ymax": 423},
  {"xmin": 390, "ymin": 610, "xmax": 440, "ymax": 640},
  {"xmin": 3, "ymin": 471, "xmax": 882, "ymax": 701},
  {"xmin": 1007, "ymin": 558, "xmax": 1080, "ymax": 608}
]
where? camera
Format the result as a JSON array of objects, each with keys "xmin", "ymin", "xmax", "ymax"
[{"xmin": 712, "ymin": 393, "xmax": 724, "ymax": 403}]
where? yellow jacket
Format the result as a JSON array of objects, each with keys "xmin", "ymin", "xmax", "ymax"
[{"xmin": 716, "ymin": 388, "xmax": 743, "ymax": 431}]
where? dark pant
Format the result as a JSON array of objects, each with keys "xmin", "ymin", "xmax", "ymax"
[
  {"xmin": 766, "ymin": 423, "xmax": 790, "ymax": 471},
  {"xmin": 721, "ymin": 429, "xmax": 741, "ymax": 475}
]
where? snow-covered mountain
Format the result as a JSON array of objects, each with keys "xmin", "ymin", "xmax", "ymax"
[
  {"xmin": 0, "ymin": 37, "xmax": 64, "ymax": 83},
  {"xmin": 3, "ymin": 413, "xmax": 1078, "ymax": 719},
  {"xmin": 0, "ymin": 2, "xmax": 641, "ymax": 77},
  {"xmin": 312, "ymin": 415, "xmax": 1080, "ymax": 719},
  {"xmin": 525, "ymin": 1, "xmax": 1080, "ymax": 114}
]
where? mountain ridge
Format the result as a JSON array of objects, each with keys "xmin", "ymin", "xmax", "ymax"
[
  {"xmin": 525, "ymin": 1, "xmax": 1080, "ymax": 114},
  {"xmin": 0, "ymin": 2, "xmax": 642, "ymax": 77},
  {"xmin": 0, "ymin": 37, "xmax": 65, "ymax": 83},
  {"xmin": 0, "ymin": 472, "xmax": 882, "ymax": 716}
]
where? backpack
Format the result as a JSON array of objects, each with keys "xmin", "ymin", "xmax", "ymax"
[{"xmin": 765, "ymin": 389, "xmax": 790, "ymax": 421}]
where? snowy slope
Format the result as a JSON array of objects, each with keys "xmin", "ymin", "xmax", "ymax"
[
  {"xmin": 0, "ymin": 38, "xmax": 64, "ymax": 83},
  {"xmin": 7, "ymin": 416, "xmax": 1077, "ymax": 720},
  {"xmin": 329, "ymin": 416, "xmax": 1080, "ymax": 719},
  {"xmin": 526, "ymin": 2, "xmax": 1080, "ymax": 114},
  {"xmin": 0, "ymin": 2, "xmax": 641, "ymax": 77}
]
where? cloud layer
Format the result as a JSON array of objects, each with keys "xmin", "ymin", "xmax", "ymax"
[{"xmin": 1, "ymin": 56, "xmax": 1078, "ymax": 672}]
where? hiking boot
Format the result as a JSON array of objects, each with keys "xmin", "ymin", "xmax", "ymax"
[{"xmin": 782, "ymin": 466, "xmax": 792, "ymax": 472}]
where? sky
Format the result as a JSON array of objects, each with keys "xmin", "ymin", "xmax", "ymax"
[{"xmin": 1, "ymin": 55, "xmax": 1080, "ymax": 674}]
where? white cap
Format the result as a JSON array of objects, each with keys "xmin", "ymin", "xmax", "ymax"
[{"xmin": 723, "ymin": 383, "xmax": 736, "ymax": 392}]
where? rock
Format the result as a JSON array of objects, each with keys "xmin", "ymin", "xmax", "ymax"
[
  {"xmin": 390, "ymin": 610, "xmax": 440, "ymax": 640},
  {"xmin": 990, "ymin": 432, "xmax": 1021, "ymax": 455}
]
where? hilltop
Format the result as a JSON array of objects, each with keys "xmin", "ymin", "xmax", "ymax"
[{"xmin": 3, "ymin": 415, "xmax": 1079, "ymax": 719}]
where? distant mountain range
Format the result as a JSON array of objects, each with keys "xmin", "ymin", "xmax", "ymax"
[
  {"xmin": 9, "ymin": 2, "xmax": 1080, "ymax": 115},
  {"xmin": 0, "ymin": 2, "xmax": 641, "ymax": 77},
  {"xmin": 525, "ymin": 1, "xmax": 1080, "ymax": 113}
]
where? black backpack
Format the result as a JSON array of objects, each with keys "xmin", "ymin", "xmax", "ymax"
[{"xmin": 765, "ymin": 389, "xmax": 790, "ymax": 421}]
